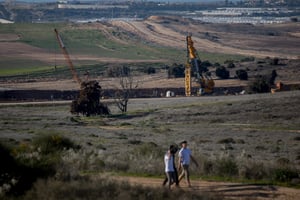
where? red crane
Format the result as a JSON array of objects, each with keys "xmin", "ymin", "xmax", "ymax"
[{"xmin": 54, "ymin": 28, "xmax": 82, "ymax": 85}]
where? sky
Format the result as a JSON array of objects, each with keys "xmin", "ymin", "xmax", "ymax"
[{"xmin": 0, "ymin": 0, "xmax": 241, "ymax": 3}]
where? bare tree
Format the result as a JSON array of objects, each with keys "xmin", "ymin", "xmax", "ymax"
[{"xmin": 114, "ymin": 68, "xmax": 139, "ymax": 113}]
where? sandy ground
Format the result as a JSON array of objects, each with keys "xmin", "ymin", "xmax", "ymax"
[{"xmin": 113, "ymin": 176, "xmax": 300, "ymax": 200}]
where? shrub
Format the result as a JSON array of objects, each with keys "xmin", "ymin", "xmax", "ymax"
[
  {"xmin": 201, "ymin": 60, "xmax": 212, "ymax": 68},
  {"xmin": 32, "ymin": 133, "xmax": 80, "ymax": 155},
  {"xmin": 248, "ymin": 70, "xmax": 277, "ymax": 93},
  {"xmin": 290, "ymin": 17, "xmax": 298, "ymax": 22},
  {"xmin": 126, "ymin": 142, "xmax": 164, "ymax": 175},
  {"xmin": 248, "ymin": 75, "xmax": 270, "ymax": 93},
  {"xmin": 71, "ymin": 80, "xmax": 110, "ymax": 116},
  {"xmin": 105, "ymin": 65, "xmax": 131, "ymax": 77},
  {"xmin": 217, "ymin": 138, "xmax": 235, "ymax": 144},
  {"xmin": 236, "ymin": 69, "xmax": 248, "ymax": 80},
  {"xmin": 268, "ymin": 57, "xmax": 279, "ymax": 65},
  {"xmin": 214, "ymin": 62, "xmax": 221, "ymax": 67},
  {"xmin": 215, "ymin": 158, "xmax": 238, "ymax": 177},
  {"xmin": 167, "ymin": 63, "xmax": 185, "ymax": 78},
  {"xmin": 0, "ymin": 135, "xmax": 80, "ymax": 197},
  {"xmin": 216, "ymin": 66, "xmax": 230, "ymax": 79},
  {"xmin": 226, "ymin": 61, "xmax": 235, "ymax": 69},
  {"xmin": 144, "ymin": 66, "xmax": 156, "ymax": 74},
  {"xmin": 272, "ymin": 168, "xmax": 299, "ymax": 182},
  {"xmin": 240, "ymin": 56, "xmax": 255, "ymax": 62},
  {"xmin": 239, "ymin": 162, "xmax": 267, "ymax": 180}
]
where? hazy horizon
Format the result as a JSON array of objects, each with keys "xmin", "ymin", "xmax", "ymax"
[{"xmin": 0, "ymin": 0, "xmax": 241, "ymax": 3}]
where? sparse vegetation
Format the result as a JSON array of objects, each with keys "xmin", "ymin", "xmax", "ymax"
[
  {"xmin": 167, "ymin": 63, "xmax": 185, "ymax": 78},
  {"xmin": 0, "ymin": 133, "xmax": 80, "ymax": 197},
  {"xmin": 21, "ymin": 176, "xmax": 217, "ymax": 200},
  {"xmin": 235, "ymin": 69, "xmax": 248, "ymax": 80},
  {"xmin": 247, "ymin": 70, "xmax": 277, "ymax": 93},
  {"xmin": 1, "ymin": 8, "xmax": 300, "ymax": 199},
  {"xmin": 114, "ymin": 68, "xmax": 139, "ymax": 113},
  {"xmin": 215, "ymin": 66, "xmax": 230, "ymax": 79},
  {"xmin": 71, "ymin": 81, "xmax": 110, "ymax": 116},
  {"xmin": 1, "ymin": 91, "xmax": 300, "ymax": 199},
  {"xmin": 144, "ymin": 66, "xmax": 156, "ymax": 74}
]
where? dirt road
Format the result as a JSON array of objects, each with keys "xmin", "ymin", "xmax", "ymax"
[{"xmin": 114, "ymin": 176, "xmax": 300, "ymax": 200}]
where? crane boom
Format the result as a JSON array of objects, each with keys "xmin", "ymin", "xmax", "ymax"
[
  {"xmin": 54, "ymin": 28, "xmax": 81, "ymax": 85},
  {"xmin": 185, "ymin": 36, "xmax": 192, "ymax": 96},
  {"xmin": 185, "ymin": 35, "xmax": 214, "ymax": 96}
]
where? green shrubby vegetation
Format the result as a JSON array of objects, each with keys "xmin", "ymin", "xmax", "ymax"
[
  {"xmin": 0, "ymin": 135, "xmax": 220, "ymax": 199},
  {"xmin": 0, "ymin": 23, "xmax": 245, "ymax": 78},
  {"xmin": 0, "ymin": 133, "xmax": 80, "ymax": 197},
  {"xmin": 247, "ymin": 70, "xmax": 277, "ymax": 93},
  {"xmin": 1, "ymin": 116, "xmax": 300, "ymax": 199},
  {"xmin": 215, "ymin": 66, "xmax": 230, "ymax": 79}
]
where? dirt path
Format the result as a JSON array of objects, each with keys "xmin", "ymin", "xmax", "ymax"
[{"xmin": 113, "ymin": 176, "xmax": 300, "ymax": 200}]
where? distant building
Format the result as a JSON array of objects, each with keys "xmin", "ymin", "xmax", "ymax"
[{"xmin": 57, "ymin": 1, "xmax": 129, "ymax": 9}]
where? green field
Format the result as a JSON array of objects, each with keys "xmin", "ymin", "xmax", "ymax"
[{"xmin": 0, "ymin": 23, "xmax": 245, "ymax": 77}]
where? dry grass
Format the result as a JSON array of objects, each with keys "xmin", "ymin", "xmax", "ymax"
[{"xmin": 1, "ymin": 91, "xmax": 300, "ymax": 199}]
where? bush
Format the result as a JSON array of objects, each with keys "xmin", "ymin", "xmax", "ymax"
[
  {"xmin": 216, "ymin": 66, "xmax": 230, "ymax": 79},
  {"xmin": 269, "ymin": 57, "xmax": 279, "ymax": 65},
  {"xmin": 273, "ymin": 168, "xmax": 299, "ymax": 182},
  {"xmin": 217, "ymin": 138, "xmax": 235, "ymax": 144},
  {"xmin": 0, "ymin": 135, "xmax": 80, "ymax": 197},
  {"xmin": 200, "ymin": 60, "xmax": 212, "ymax": 68},
  {"xmin": 240, "ymin": 56, "xmax": 255, "ymax": 62},
  {"xmin": 105, "ymin": 66, "xmax": 130, "ymax": 77},
  {"xmin": 226, "ymin": 61, "xmax": 235, "ymax": 69},
  {"xmin": 215, "ymin": 158, "xmax": 238, "ymax": 177},
  {"xmin": 167, "ymin": 63, "xmax": 185, "ymax": 78},
  {"xmin": 32, "ymin": 133, "xmax": 80, "ymax": 155},
  {"xmin": 236, "ymin": 69, "xmax": 248, "ymax": 80},
  {"xmin": 290, "ymin": 17, "xmax": 298, "ymax": 22},
  {"xmin": 248, "ymin": 75, "xmax": 270, "ymax": 93},
  {"xmin": 214, "ymin": 62, "xmax": 221, "ymax": 67},
  {"xmin": 71, "ymin": 81, "xmax": 110, "ymax": 116},
  {"xmin": 144, "ymin": 66, "xmax": 156, "ymax": 74},
  {"xmin": 239, "ymin": 162, "xmax": 267, "ymax": 180},
  {"xmin": 248, "ymin": 70, "xmax": 277, "ymax": 93},
  {"xmin": 126, "ymin": 142, "xmax": 164, "ymax": 175}
]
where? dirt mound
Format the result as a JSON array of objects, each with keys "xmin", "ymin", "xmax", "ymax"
[
  {"xmin": 112, "ymin": 18, "xmax": 300, "ymax": 59},
  {"xmin": 147, "ymin": 15, "xmax": 185, "ymax": 23}
]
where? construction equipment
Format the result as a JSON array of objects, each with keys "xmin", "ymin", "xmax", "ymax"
[
  {"xmin": 271, "ymin": 81, "xmax": 284, "ymax": 93},
  {"xmin": 54, "ymin": 28, "xmax": 82, "ymax": 85},
  {"xmin": 54, "ymin": 28, "xmax": 110, "ymax": 116},
  {"xmin": 185, "ymin": 35, "xmax": 214, "ymax": 96}
]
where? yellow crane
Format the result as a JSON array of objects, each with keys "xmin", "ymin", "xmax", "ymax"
[
  {"xmin": 54, "ymin": 28, "xmax": 82, "ymax": 85},
  {"xmin": 185, "ymin": 35, "xmax": 214, "ymax": 96}
]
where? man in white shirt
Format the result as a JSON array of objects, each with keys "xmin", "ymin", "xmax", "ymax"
[{"xmin": 178, "ymin": 140, "xmax": 198, "ymax": 187}]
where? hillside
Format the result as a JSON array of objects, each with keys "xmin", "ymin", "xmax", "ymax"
[{"xmin": 0, "ymin": 16, "xmax": 300, "ymax": 91}]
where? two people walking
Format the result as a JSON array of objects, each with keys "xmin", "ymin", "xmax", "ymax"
[{"xmin": 163, "ymin": 140, "xmax": 198, "ymax": 189}]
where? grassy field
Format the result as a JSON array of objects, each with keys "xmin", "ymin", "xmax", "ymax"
[
  {"xmin": 1, "ymin": 90, "xmax": 300, "ymax": 199},
  {"xmin": 0, "ymin": 23, "xmax": 245, "ymax": 77}
]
